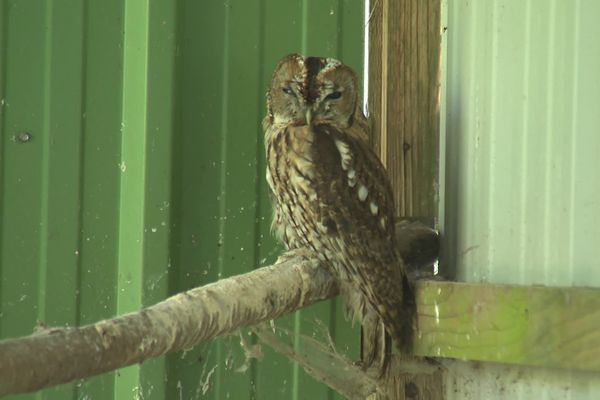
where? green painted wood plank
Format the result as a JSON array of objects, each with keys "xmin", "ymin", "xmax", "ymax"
[{"xmin": 414, "ymin": 280, "xmax": 600, "ymax": 373}]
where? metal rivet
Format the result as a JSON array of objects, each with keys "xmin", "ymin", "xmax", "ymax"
[{"xmin": 17, "ymin": 132, "xmax": 32, "ymax": 143}]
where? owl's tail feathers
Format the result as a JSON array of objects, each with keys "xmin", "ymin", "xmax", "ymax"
[
  {"xmin": 389, "ymin": 274, "xmax": 417, "ymax": 355},
  {"xmin": 360, "ymin": 314, "xmax": 392, "ymax": 376}
]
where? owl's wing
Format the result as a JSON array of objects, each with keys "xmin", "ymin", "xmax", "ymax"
[
  {"xmin": 311, "ymin": 123, "xmax": 397, "ymax": 256},
  {"xmin": 310, "ymin": 123, "xmax": 414, "ymax": 354}
]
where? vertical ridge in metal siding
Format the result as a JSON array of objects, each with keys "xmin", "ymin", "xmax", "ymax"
[
  {"xmin": 115, "ymin": 0, "xmax": 150, "ymax": 397},
  {"xmin": 250, "ymin": 1, "xmax": 267, "ymax": 395},
  {"xmin": 542, "ymin": 0, "xmax": 556, "ymax": 283},
  {"xmin": 43, "ymin": 0, "xmax": 86, "ymax": 329},
  {"xmin": 117, "ymin": 0, "xmax": 149, "ymax": 312},
  {"xmin": 214, "ymin": 4, "xmax": 230, "ymax": 399},
  {"xmin": 0, "ymin": 0, "xmax": 7, "ymax": 337},
  {"xmin": 74, "ymin": 0, "xmax": 89, "ymax": 329},
  {"xmin": 487, "ymin": 0, "xmax": 499, "ymax": 279},
  {"xmin": 567, "ymin": 0, "xmax": 580, "ymax": 286},
  {"xmin": 37, "ymin": 0, "xmax": 52, "ymax": 322},
  {"xmin": 217, "ymin": 4, "xmax": 230, "ymax": 282},
  {"xmin": 41, "ymin": 2, "xmax": 87, "ymax": 397},
  {"xmin": 76, "ymin": 1, "xmax": 125, "ymax": 396},
  {"xmin": 518, "ymin": 0, "xmax": 532, "ymax": 284}
]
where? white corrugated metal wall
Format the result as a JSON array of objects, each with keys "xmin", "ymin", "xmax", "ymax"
[{"xmin": 440, "ymin": 0, "xmax": 600, "ymax": 398}]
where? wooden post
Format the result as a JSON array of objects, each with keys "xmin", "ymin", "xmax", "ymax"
[
  {"xmin": 368, "ymin": 0, "xmax": 441, "ymax": 218},
  {"xmin": 367, "ymin": 0, "xmax": 444, "ymax": 398}
]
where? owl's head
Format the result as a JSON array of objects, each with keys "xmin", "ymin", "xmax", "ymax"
[{"xmin": 265, "ymin": 54, "xmax": 362, "ymax": 129}]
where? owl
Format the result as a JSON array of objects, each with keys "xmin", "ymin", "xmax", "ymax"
[{"xmin": 263, "ymin": 54, "xmax": 414, "ymax": 370}]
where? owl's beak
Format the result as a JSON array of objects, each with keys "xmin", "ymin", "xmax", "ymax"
[{"xmin": 305, "ymin": 108, "xmax": 313, "ymax": 125}]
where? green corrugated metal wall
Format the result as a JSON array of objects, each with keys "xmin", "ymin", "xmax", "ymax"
[{"xmin": 0, "ymin": 1, "xmax": 363, "ymax": 399}]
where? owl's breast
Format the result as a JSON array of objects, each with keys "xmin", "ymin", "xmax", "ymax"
[
  {"xmin": 266, "ymin": 124, "xmax": 332, "ymax": 240},
  {"xmin": 268, "ymin": 125, "xmax": 318, "ymax": 194}
]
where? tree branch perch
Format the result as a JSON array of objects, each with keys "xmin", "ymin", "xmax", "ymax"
[{"xmin": 0, "ymin": 257, "xmax": 337, "ymax": 397}]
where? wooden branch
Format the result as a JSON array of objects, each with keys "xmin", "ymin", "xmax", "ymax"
[{"xmin": 0, "ymin": 257, "xmax": 337, "ymax": 397}]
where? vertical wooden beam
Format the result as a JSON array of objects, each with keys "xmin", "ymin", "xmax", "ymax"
[
  {"xmin": 367, "ymin": 0, "xmax": 444, "ymax": 398},
  {"xmin": 368, "ymin": 0, "xmax": 442, "ymax": 219}
]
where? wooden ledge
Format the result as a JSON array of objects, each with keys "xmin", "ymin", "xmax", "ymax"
[{"xmin": 414, "ymin": 280, "xmax": 600, "ymax": 373}]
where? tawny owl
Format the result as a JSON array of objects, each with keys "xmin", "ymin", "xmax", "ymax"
[{"xmin": 263, "ymin": 54, "xmax": 414, "ymax": 370}]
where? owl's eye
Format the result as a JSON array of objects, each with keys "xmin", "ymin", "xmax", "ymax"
[
  {"xmin": 325, "ymin": 91, "xmax": 342, "ymax": 100},
  {"xmin": 282, "ymin": 87, "xmax": 294, "ymax": 95}
]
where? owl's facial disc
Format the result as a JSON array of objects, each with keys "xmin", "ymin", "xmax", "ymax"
[{"xmin": 268, "ymin": 54, "xmax": 358, "ymax": 128}]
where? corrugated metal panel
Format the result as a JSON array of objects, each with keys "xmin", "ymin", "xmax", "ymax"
[
  {"xmin": 443, "ymin": 0, "xmax": 600, "ymax": 286},
  {"xmin": 441, "ymin": 0, "xmax": 600, "ymax": 398},
  {"xmin": 1, "ymin": 1, "xmax": 128, "ymax": 399},
  {"xmin": 0, "ymin": 0, "xmax": 363, "ymax": 399}
]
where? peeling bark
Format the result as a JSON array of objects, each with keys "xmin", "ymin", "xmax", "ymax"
[{"xmin": 0, "ymin": 257, "xmax": 336, "ymax": 397}]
